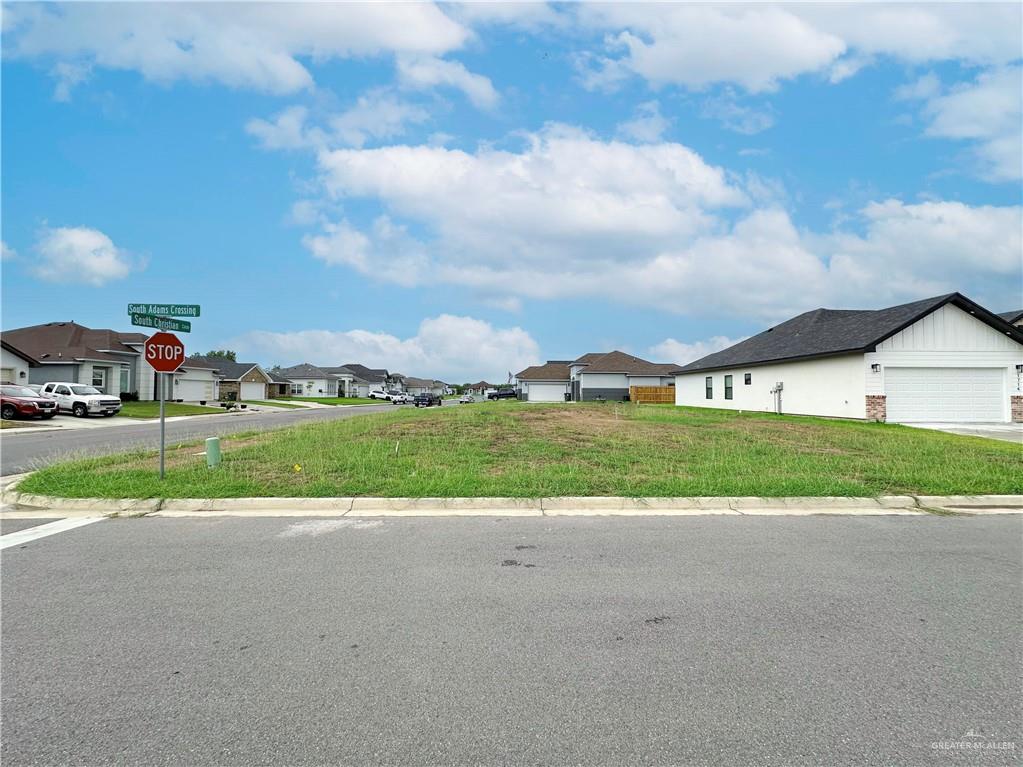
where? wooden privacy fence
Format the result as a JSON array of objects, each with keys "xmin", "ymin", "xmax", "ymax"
[{"xmin": 629, "ymin": 386, "xmax": 675, "ymax": 404}]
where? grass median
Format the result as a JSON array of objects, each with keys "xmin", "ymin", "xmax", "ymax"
[
  {"xmin": 272, "ymin": 396, "xmax": 385, "ymax": 406},
  {"xmin": 18, "ymin": 403, "xmax": 1022, "ymax": 499},
  {"xmin": 118, "ymin": 402, "xmax": 223, "ymax": 419}
]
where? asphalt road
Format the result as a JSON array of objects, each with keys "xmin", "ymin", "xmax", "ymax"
[
  {"xmin": 0, "ymin": 402, "xmax": 413, "ymax": 474},
  {"xmin": 2, "ymin": 515, "xmax": 1020, "ymax": 766}
]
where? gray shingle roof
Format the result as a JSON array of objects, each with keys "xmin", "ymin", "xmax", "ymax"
[
  {"xmin": 187, "ymin": 355, "xmax": 264, "ymax": 379},
  {"xmin": 675, "ymin": 293, "xmax": 1023, "ymax": 375},
  {"xmin": 341, "ymin": 363, "xmax": 388, "ymax": 383},
  {"xmin": 997, "ymin": 309, "xmax": 1023, "ymax": 324},
  {"xmin": 582, "ymin": 351, "xmax": 678, "ymax": 375},
  {"xmin": 278, "ymin": 363, "xmax": 337, "ymax": 380}
]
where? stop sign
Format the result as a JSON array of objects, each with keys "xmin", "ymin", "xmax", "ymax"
[{"xmin": 145, "ymin": 331, "xmax": 186, "ymax": 372}]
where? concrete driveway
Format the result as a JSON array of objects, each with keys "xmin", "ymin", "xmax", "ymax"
[{"xmin": 905, "ymin": 422, "xmax": 1023, "ymax": 444}]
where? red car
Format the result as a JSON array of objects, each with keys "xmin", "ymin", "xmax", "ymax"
[{"xmin": 1, "ymin": 385, "xmax": 59, "ymax": 420}]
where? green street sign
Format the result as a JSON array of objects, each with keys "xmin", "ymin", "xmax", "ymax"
[
  {"xmin": 127, "ymin": 303, "xmax": 200, "ymax": 318},
  {"xmin": 131, "ymin": 313, "xmax": 191, "ymax": 333}
]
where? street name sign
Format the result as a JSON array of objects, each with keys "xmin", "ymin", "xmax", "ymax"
[
  {"xmin": 131, "ymin": 313, "xmax": 191, "ymax": 333},
  {"xmin": 128, "ymin": 303, "xmax": 200, "ymax": 318}
]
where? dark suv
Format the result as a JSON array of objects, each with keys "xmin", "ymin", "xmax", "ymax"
[
  {"xmin": 414, "ymin": 393, "xmax": 442, "ymax": 408},
  {"xmin": 487, "ymin": 389, "xmax": 518, "ymax": 400},
  {"xmin": 1, "ymin": 385, "xmax": 59, "ymax": 420}
]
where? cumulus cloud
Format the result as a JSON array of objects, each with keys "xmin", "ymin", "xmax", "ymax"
[
  {"xmin": 577, "ymin": 3, "xmax": 1022, "ymax": 92},
  {"xmin": 616, "ymin": 101, "xmax": 671, "ymax": 143},
  {"xmin": 4, "ymin": 3, "xmax": 469, "ymax": 95},
  {"xmin": 233, "ymin": 314, "xmax": 540, "ymax": 383},
  {"xmin": 32, "ymin": 226, "xmax": 141, "ymax": 286},
  {"xmin": 649, "ymin": 336, "xmax": 746, "ymax": 366},
  {"xmin": 288, "ymin": 126, "xmax": 1021, "ymax": 319},
  {"xmin": 1, "ymin": 241, "xmax": 16, "ymax": 260},
  {"xmin": 700, "ymin": 91, "xmax": 775, "ymax": 135},
  {"xmin": 396, "ymin": 56, "xmax": 499, "ymax": 110},
  {"xmin": 247, "ymin": 92, "xmax": 431, "ymax": 151},
  {"xmin": 913, "ymin": 67, "xmax": 1022, "ymax": 182}
]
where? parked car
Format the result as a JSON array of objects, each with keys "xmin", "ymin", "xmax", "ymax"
[
  {"xmin": 487, "ymin": 389, "xmax": 518, "ymax": 400},
  {"xmin": 458, "ymin": 394, "xmax": 475, "ymax": 404},
  {"xmin": 414, "ymin": 393, "xmax": 442, "ymax": 407},
  {"xmin": 389, "ymin": 392, "xmax": 412, "ymax": 404},
  {"xmin": 368, "ymin": 389, "xmax": 390, "ymax": 400},
  {"xmin": 39, "ymin": 382, "xmax": 122, "ymax": 417},
  {"xmin": 0, "ymin": 385, "xmax": 59, "ymax": 420}
]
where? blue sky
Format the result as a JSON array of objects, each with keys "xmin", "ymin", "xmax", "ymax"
[{"xmin": 2, "ymin": 3, "xmax": 1021, "ymax": 381}]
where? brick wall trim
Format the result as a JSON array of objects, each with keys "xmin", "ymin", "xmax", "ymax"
[
  {"xmin": 866, "ymin": 394, "xmax": 887, "ymax": 422},
  {"xmin": 1012, "ymin": 395, "xmax": 1023, "ymax": 423}
]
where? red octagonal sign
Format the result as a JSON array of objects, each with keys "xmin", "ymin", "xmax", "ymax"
[{"xmin": 145, "ymin": 331, "xmax": 186, "ymax": 373}]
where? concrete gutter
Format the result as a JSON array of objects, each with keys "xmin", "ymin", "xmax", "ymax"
[{"xmin": 2, "ymin": 474, "xmax": 1021, "ymax": 517}]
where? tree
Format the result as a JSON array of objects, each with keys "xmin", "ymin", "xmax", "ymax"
[{"xmin": 204, "ymin": 349, "xmax": 236, "ymax": 362}]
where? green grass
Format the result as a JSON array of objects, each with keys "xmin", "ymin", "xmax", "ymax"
[
  {"xmin": 19, "ymin": 403, "xmax": 1022, "ymax": 499},
  {"xmin": 118, "ymin": 401, "xmax": 223, "ymax": 419},
  {"xmin": 1, "ymin": 419, "xmax": 41, "ymax": 428},
  {"xmin": 273, "ymin": 396, "xmax": 383, "ymax": 406},
  {"xmin": 242, "ymin": 400, "xmax": 305, "ymax": 410}
]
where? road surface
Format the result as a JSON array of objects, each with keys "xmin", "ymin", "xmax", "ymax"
[{"xmin": 2, "ymin": 514, "xmax": 1020, "ymax": 766}]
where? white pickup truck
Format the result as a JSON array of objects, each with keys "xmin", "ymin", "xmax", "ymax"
[{"xmin": 39, "ymin": 382, "xmax": 123, "ymax": 417}]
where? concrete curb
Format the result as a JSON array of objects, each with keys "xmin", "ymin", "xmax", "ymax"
[{"xmin": 3, "ymin": 473, "xmax": 1021, "ymax": 517}]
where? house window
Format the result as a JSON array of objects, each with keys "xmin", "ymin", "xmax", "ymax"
[
  {"xmin": 119, "ymin": 367, "xmax": 130, "ymax": 393},
  {"xmin": 705, "ymin": 376, "xmax": 713, "ymax": 399},
  {"xmin": 724, "ymin": 375, "xmax": 733, "ymax": 400},
  {"xmin": 92, "ymin": 368, "xmax": 107, "ymax": 392},
  {"xmin": 290, "ymin": 383, "xmax": 303, "ymax": 395},
  {"xmin": 744, "ymin": 373, "xmax": 752, "ymax": 385}
]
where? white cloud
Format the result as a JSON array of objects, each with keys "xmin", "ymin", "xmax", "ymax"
[
  {"xmin": 1, "ymin": 241, "xmax": 16, "ymax": 260},
  {"xmin": 616, "ymin": 101, "xmax": 670, "ymax": 143},
  {"xmin": 577, "ymin": 4, "xmax": 1021, "ymax": 92},
  {"xmin": 916, "ymin": 67, "xmax": 1022, "ymax": 182},
  {"xmin": 277, "ymin": 126, "xmax": 1019, "ymax": 319},
  {"xmin": 700, "ymin": 90, "xmax": 775, "ymax": 135},
  {"xmin": 649, "ymin": 336, "xmax": 746, "ymax": 366},
  {"xmin": 32, "ymin": 226, "xmax": 141, "ymax": 286},
  {"xmin": 247, "ymin": 91, "xmax": 432, "ymax": 152},
  {"xmin": 234, "ymin": 314, "xmax": 540, "ymax": 383},
  {"xmin": 4, "ymin": 3, "xmax": 470, "ymax": 95},
  {"xmin": 396, "ymin": 56, "xmax": 499, "ymax": 110}
]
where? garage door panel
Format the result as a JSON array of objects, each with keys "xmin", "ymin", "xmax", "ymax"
[
  {"xmin": 241, "ymin": 382, "xmax": 266, "ymax": 400},
  {"xmin": 174, "ymin": 379, "xmax": 213, "ymax": 402},
  {"xmin": 885, "ymin": 368, "xmax": 1004, "ymax": 422},
  {"xmin": 527, "ymin": 383, "xmax": 568, "ymax": 402}
]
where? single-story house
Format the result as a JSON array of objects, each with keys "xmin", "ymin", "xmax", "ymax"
[
  {"xmin": 189, "ymin": 356, "xmax": 276, "ymax": 401},
  {"xmin": 569, "ymin": 351, "xmax": 678, "ymax": 401},
  {"xmin": 465, "ymin": 381, "xmax": 494, "ymax": 396},
  {"xmin": 403, "ymin": 377, "xmax": 447, "ymax": 396},
  {"xmin": 674, "ymin": 292, "xmax": 1023, "ymax": 424},
  {"xmin": 515, "ymin": 362, "xmax": 571, "ymax": 402},
  {"xmin": 166, "ymin": 357, "xmax": 220, "ymax": 402},
  {"xmin": 341, "ymin": 363, "xmax": 391, "ymax": 397},
  {"xmin": 1, "ymin": 340, "xmax": 37, "ymax": 385},
  {"xmin": 998, "ymin": 309, "xmax": 1023, "ymax": 327},
  {"xmin": 322, "ymin": 366, "xmax": 358, "ymax": 397},
  {"xmin": 278, "ymin": 363, "xmax": 339, "ymax": 397},
  {"xmin": 266, "ymin": 370, "xmax": 293, "ymax": 399}
]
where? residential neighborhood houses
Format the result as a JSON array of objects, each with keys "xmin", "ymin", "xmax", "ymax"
[
  {"xmin": 0, "ymin": 321, "xmax": 454, "ymax": 404},
  {"xmin": 2, "ymin": 292, "xmax": 1022, "ymax": 424}
]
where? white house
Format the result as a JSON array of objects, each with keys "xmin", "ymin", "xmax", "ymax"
[
  {"xmin": 515, "ymin": 362, "xmax": 570, "ymax": 402},
  {"xmin": 674, "ymin": 293, "xmax": 1023, "ymax": 424},
  {"xmin": 279, "ymin": 363, "xmax": 339, "ymax": 397},
  {"xmin": 568, "ymin": 351, "xmax": 677, "ymax": 401},
  {"xmin": 404, "ymin": 377, "xmax": 447, "ymax": 396},
  {"xmin": 1, "ymin": 341, "xmax": 36, "ymax": 385}
]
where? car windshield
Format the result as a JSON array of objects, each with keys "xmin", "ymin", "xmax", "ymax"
[
  {"xmin": 1, "ymin": 386, "xmax": 39, "ymax": 397},
  {"xmin": 70, "ymin": 385, "xmax": 102, "ymax": 395}
]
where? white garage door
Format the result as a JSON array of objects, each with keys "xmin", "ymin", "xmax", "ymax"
[
  {"xmin": 527, "ymin": 383, "xmax": 568, "ymax": 402},
  {"xmin": 885, "ymin": 368, "xmax": 1004, "ymax": 423},
  {"xmin": 175, "ymin": 378, "xmax": 213, "ymax": 402},
  {"xmin": 241, "ymin": 382, "xmax": 266, "ymax": 400}
]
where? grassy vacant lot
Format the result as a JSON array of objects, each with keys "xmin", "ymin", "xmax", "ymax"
[
  {"xmin": 273, "ymin": 396, "xmax": 383, "ymax": 406},
  {"xmin": 118, "ymin": 402, "xmax": 223, "ymax": 419},
  {"xmin": 19, "ymin": 403, "xmax": 1021, "ymax": 499}
]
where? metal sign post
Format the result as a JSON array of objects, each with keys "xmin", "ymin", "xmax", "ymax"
[
  {"xmin": 144, "ymin": 332, "xmax": 186, "ymax": 480},
  {"xmin": 159, "ymin": 372, "xmax": 166, "ymax": 479}
]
